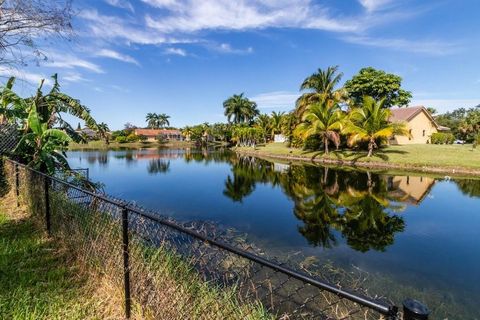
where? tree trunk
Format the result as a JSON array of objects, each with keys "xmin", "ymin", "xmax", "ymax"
[{"xmin": 324, "ymin": 136, "xmax": 329, "ymax": 154}]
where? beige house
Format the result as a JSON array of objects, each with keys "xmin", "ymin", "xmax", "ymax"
[
  {"xmin": 134, "ymin": 129, "xmax": 183, "ymax": 142},
  {"xmin": 389, "ymin": 106, "xmax": 449, "ymax": 144}
]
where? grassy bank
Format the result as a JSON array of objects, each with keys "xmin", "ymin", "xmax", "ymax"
[
  {"xmin": 235, "ymin": 143, "xmax": 480, "ymax": 175},
  {"xmin": 69, "ymin": 140, "xmax": 195, "ymax": 150},
  {"xmin": 0, "ymin": 195, "xmax": 117, "ymax": 319}
]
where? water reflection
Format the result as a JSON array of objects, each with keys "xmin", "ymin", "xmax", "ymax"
[
  {"xmin": 71, "ymin": 148, "xmax": 480, "ymax": 254},
  {"xmin": 223, "ymin": 156, "xmax": 408, "ymax": 252}
]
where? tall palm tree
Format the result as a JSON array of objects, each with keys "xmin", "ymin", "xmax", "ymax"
[
  {"xmin": 294, "ymin": 99, "xmax": 345, "ymax": 154},
  {"xmin": 270, "ymin": 111, "xmax": 285, "ymax": 140},
  {"xmin": 295, "ymin": 66, "xmax": 345, "ymax": 118},
  {"xmin": 146, "ymin": 113, "xmax": 158, "ymax": 128},
  {"xmin": 158, "ymin": 113, "xmax": 170, "ymax": 128},
  {"xmin": 345, "ymin": 96, "xmax": 410, "ymax": 157},
  {"xmin": 255, "ymin": 114, "xmax": 271, "ymax": 142},
  {"xmin": 223, "ymin": 93, "xmax": 259, "ymax": 124},
  {"xmin": 97, "ymin": 122, "xmax": 110, "ymax": 145}
]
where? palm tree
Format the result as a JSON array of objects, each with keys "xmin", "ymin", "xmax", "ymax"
[
  {"xmin": 146, "ymin": 113, "xmax": 158, "ymax": 128},
  {"xmin": 182, "ymin": 126, "xmax": 193, "ymax": 141},
  {"xmin": 294, "ymin": 99, "xmax": 345, "ymax": 154},
  {"xmin": 223, "ymin": 93, "xmax": 259, "ymax": 124},
  {"xmin": 158, "ymin": 113, "xmax": 170, "ymax": 128},
  {"xmin": 97, "ymin": 122, "xmax": 110, "ymax": 145},
  {"xmin": 255, "ymin": 114, "xmax": 271, "ymax": 143},
  {"xmin": 295, "ymin": 66, "xmax": 345, "ymax": 118},
  {"xmin": 345, "ymin": 96, "xmax": 410, "ymax": 157},
  {"xmin": 270, "ymin": 111, "xmax": 285, "ymax": 140}
]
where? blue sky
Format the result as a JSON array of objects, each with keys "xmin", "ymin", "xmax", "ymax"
[{"xmin": 1, "ymin": 0, "xmax": 480, "ymax": 129}]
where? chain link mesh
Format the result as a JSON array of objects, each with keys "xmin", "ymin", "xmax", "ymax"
[{"xmin": 2, "ymin": 159, "xmax": 398, "ymax": 320}]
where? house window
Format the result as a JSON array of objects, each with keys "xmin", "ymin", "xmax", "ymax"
[{"xmin": 423, "ymin": 130, "xmax": 426, "ymax": 137}]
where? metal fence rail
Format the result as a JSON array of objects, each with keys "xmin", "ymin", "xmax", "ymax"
[{"xmin": 1, "ymin": 157, "xmax": 430, "ymax": 319}]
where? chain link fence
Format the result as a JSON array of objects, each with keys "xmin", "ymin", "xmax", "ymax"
[
  {"xmin": 1, "ymin": 158, "xmax": 401, "ymax": 320},
  {"xmin": 0, "ymin": 123, "xmax": 18, "ymax": 156}
]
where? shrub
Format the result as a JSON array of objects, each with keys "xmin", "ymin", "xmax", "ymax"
[
  {"xmin": 116, "ymin": 136, "xmax": 127, "ymax": 144},
  {"xmin": 138, "ymin": 135, "xmax": 148, "ymax": 142},
  {"xmin": 431, "ymin": 132, "xmax": 454, "ymax": 144},
  {"xmin": 126, "ymin": 133, "xmax": 139, "ymax": 142}
]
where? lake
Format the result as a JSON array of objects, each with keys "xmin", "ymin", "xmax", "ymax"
[{"xmin": 67, "ymin": 147, "xmax": 480, "ymax": 319}]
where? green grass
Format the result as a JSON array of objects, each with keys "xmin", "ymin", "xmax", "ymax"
[
  {"xmin": 68, "ymin": 140, "xmax": 194, "ymax": 150},
  {"xmin": 0, "ymin": 205, "xmax": 101, "ymax": 319},
  {"xmin": 236, "ymin": 143, "xmax": 480, "ymax": 173}
]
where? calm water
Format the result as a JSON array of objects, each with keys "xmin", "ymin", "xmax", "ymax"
[{"xmin": 67, "ymin": 148, "xmax": 480, "ymax": 319}]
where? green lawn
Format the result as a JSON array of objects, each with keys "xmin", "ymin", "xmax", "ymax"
[
  {"xmin": 236, "ymin": 143, "xmax": 480, "ymax": 173},
  {"xmin": 0, "ymin": 201, "xmax": 108, "ymax": 319}
]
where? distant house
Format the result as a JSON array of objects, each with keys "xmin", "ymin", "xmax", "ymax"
[
  {"xmin": 274, "ymin": 134, "xmax": 286, "ymax": 143},
  {"xmin": 134, "ymin": 129, "xmax": 183, "ymax": 142},
  {"xmin": 389, "ymin": 106, "xmax": 449, "ymax": 144},
  {"xmin": 75, "ymin": 127, "xmax": 97, "ymax": 139}
]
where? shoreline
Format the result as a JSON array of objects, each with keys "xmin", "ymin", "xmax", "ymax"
[{"xmin": 234, "ymin": 147, "xmax": 480, "ymax": 177}]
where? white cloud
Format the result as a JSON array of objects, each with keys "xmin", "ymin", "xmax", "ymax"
[
  {"xmin": 104, "ymin": 0, "xmax": 134, "ymax": 12},
  {"xmin": 212, "ymin": 43, "xmax": 254, "ymax": 54},
  {"xmin": 62, "ymin": 72, "xmax": 90, "ymax": 83},
  {"xmin": 144, "ymin": 0, "xmax": 361, "ymax": 34},
  {"xmin": 343, "ymin": 35, "xmax": 461, "ymax": 55},
  {"xmin": 45, "ymin": 51, "xmax": 104, "ymax": 73},
  {"xmin": 251, "ymin": 91, "xmax": 299, "ymax": 109},
  {"xmin": 358, "ymin": 0, "xmax": 392, "ymax": 12},
  {"xmin": 96, "ymin": 49, "xmax": 140, "ymax": 66},
  {"xmin": 164, "ymin": 47, "xmax": 187, "ymax": 56},
  {"xmin": 0, "ymin": 67, "xmax": 52, "ymax": 86},
  {"xmin": 411, "ymin": 99, "xmax": 480, "ymax": 113}
]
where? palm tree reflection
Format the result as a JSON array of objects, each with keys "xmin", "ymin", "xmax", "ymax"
[{"xmin": 224, "ymin": 156, "xmax": 410, "ymax": 252}]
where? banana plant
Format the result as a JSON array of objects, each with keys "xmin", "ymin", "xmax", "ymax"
[
  {"xmin": 14, "ymin": 102, "xmax": 71, "ymax": 174},
  {"xmin": 0, "ymin": 77, "xmax": 28, "ymax": 124}
]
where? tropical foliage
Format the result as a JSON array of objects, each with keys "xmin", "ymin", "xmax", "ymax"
[
  {"xmin": 294, "ymin": 99, "xmax": 345, "ymax": 154},
  {"xmin": 1, "ymin": 75, "xmax": 102, "ymax": 173},
  {"xmin": 295, "ymin": 65, "xmax": 346, "ymax": 118},
  {"xmin": 223, "ymin": 93, "xmax": 259, "ymax": 124},
  {"xmin": 345, "ymin": 96, "xmax": 410, "ymax": 156},
  {"xmin": 146, "ymin": 113, "xmax": 170, "ymax": 129}
]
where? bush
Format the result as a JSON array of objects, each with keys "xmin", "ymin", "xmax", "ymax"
[
  {"xmin": 431, "ymin": 132, "xmax": 454, "ymax": 144},
  {"xmin": 116, "ymin": 136, "xmax": 127, "ymax": 144},
  {"xmin": 138, "ymin": 135, "xmax": 148, "ymax": 142},
  {"xmin": 126, "ymin": 133, "xmax": 139, "ymax": 142},
  {"xmin": 302, "ymin": 134, "xmax": 322, "ymax": 150}
]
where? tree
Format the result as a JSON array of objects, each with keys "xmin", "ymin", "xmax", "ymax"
[
  {"xmin": 296, "ymin": 66, "xmax": 345, "ymax": 118},
  {"xmin": 427, "ymin": 107, "xmax": 437, "ymax": 115},
  {"xmin": 97, "ymin": 122, "xmax": 110, "ymax": 145},
  {"xmin": 158, "ymin": 113, "xmax": 170, "ymax": 128},
  {"xmin": 13, "ymin": 102, "xmax": 71, "ymax": 174},
  {"xmin": 0, "ymin": 0, "xmax": 73, "ymax": 66},
  {"xmin": 344, "ymin": 67, "xmax": 412, "ymax": 108},
  {"xmin": 294, "ymin": 99, "xmax": 345, "ymax": 154},
  {"xmin": 223, "ymin": 93, "xmax": 259, "ymax": 124},
  {"xmin": 270, "ymin": 111, "xmax": 285, "ymax": 140},
  {"xmin": 146, "ymin": 113, "xmax": 158, "ymax": 128},
  {"xmin": 255, "ymin": 114, "xmax": 271, "ymax": 143},
  {"xmin": 345, "ymin": 96, "xmax": 410, "ymax": 157},
  {"xmin": 181, "ymin": 126, "xmax": 193, "ymax": 141}
]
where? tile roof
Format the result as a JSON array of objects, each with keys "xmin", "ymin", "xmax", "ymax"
[{"xmin": 134, "ymin": 129, "xmax": 181, "ymax": 137}]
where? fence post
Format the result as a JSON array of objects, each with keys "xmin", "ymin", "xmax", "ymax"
[
  {"xmin": 403, "ymin": 299, "xmax": 429, "ymax": 320},
  {"xmin": 15, "ymin": 163, "xmax": 20, "ymax": 207},
  {"xmin": 122, "ymin": 207, "xmax": 132, "ymax": 319},
  {"xmin": 44, "ymin": 176, "xmax": 51, "ymax": 236}
]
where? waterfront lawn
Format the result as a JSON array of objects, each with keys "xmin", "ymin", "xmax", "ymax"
[
  {"xmin": 238, "ymin": 143, "xmax": 480, "ymax": 170},
  {"xmin": 0, "ymin": 200, "xmax": 111, "ymax": 319}
]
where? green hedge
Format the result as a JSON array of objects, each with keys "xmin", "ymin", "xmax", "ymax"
[{"xmin": 431, "ymin": 132, "xmax": 455, "ymax": 144}]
